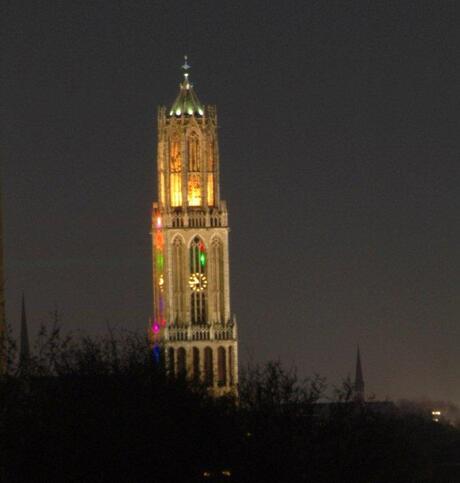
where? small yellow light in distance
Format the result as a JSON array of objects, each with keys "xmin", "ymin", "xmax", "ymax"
[
  {"xmin": 198, "ymin": 108, "xmax": 204, "ymax": 115},
  {"xmin": 203, "ymin": 471, "xmax": 211, "ymax": 477},
  {"xmin": 156, "ymin": 217, "xmax": 162, "ymax": 228},
  {"xmin": 169, "ymin": 110, "xmax": 173, "ymax": 116},
  {"xmin": 188, "ymin": 108, "xmax": 193, "ymax": 115},
  {"xmin": 222, "ymin": 470, "xmax": 231, "ymax": 476},
  {"xmin": 176, "ymin": 109, "xmax": 181, "ymax": 115}
]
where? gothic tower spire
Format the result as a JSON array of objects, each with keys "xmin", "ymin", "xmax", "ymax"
[
  {"xmin": 151, "ymin": 59, "xmax": 238, "ymax": 395},
  {"xmin": 0, "ymin": 165, "xmax": 5, "ymax": 375},
  {"xmin": 20, "ymin": 292, "xmax": 30, "ymax": 366},
  {"xmin": 354, "ymin": 345, "xmax": 365, "ymax": 402}
]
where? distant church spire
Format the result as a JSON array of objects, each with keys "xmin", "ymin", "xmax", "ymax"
[
  {"xmin": 19, "ymin": 292, "xmax": 30, "ymax": 366},
  {"xmin": 354, "ymin": 345, "xmax": 365, "ymax": 402},
  {"xmin": 0, "ymin": 164, "xmax": 5, "ymax": 375}
]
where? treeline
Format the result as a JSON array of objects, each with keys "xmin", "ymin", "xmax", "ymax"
[{"xmin": 1, "ymin": 326, "xmax": 459, "ymax": 482}]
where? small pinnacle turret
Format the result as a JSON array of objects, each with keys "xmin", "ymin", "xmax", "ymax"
[
  {"xmin": 169, "ymin": 55, "xmax": 204, "ymax": 117},
  {"xmin": 354, "ymin": 345, "xmax": 365, "ymax": 402}
]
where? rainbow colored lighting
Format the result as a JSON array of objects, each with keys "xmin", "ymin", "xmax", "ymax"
[{"xmin": 152, "ymin": 209, "xmax": 165, "ymax": 364}]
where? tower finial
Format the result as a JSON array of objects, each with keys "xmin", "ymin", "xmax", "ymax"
[
  {"xmin": 182, "ymin": 55, "xmax": 191, "ymax": 72},
  {"xmin": 181, "ymin": 55, "xmax": 191, "ymax": 85}
]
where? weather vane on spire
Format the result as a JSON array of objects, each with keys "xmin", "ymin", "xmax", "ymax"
[{"xmin": 182, "ymin": 55, "xmax": 191, "ymax": 71}]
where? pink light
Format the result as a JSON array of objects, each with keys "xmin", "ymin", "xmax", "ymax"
[
  {"xmin": 156, "ymin": 216, "xmax": 162, "ymax": 228},
  {"xmin": 153, "ymin": 323, "xmax": 160, "ymax": 334}
]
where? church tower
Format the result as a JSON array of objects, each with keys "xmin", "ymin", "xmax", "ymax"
[
  {"xmin": 151, "ymin": 58, "xmax": 238, "ymax": 396},
  {"xmin": 354, "ymin": 345, "xmax": 365, "ymax": 402}
]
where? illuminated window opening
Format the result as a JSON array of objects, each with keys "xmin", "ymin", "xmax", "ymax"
[
  {"xmin": 207, "ymin": 139, "xmax": 215, "ymax": 206},
  {"xmin": 170, "ymin": 139, "xmax": 182, "ymax": 207},
  {"xmin": 207, "ymin": 174, "xmax": 214, "ymax": 206},
  {"xmin": 188, "ymin": 133, "xmax": 202, "ymax": 206},
  {"xmin": 188, "ymin": 174, "xmax": 202, "ymax": 206}
]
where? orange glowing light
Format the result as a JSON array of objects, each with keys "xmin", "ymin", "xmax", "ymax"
[{"xmin": 188, "ymin": 174, "xmax": 201, "ymax": 206}]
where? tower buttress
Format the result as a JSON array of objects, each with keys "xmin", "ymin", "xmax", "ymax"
[{"xmin": 151, "ymin": 58, "xmax": 238, "ymax": 396}]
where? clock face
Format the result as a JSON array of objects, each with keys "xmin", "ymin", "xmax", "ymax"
[{"xmin": 189, "ymin": 273, "xmax": 208, "ymax": 292}]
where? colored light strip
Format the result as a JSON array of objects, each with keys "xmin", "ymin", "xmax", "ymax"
[{"xmin": 152, "ymin": 212, "xmax": 165, "ymax": 363}]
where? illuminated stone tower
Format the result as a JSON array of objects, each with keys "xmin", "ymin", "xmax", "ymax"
[{"xmin": 151, "ymin": 58, "xmax": 238, "ymax": 396}]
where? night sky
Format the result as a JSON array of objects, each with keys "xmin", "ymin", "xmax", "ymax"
[{"xmin": 2, "ymin": 1, "xmax": 459, "ymax": 404}]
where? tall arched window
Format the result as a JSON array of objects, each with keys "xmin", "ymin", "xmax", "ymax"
[
  {"xmin": 211, "ymin": 238, "xmax": 225, "ymax": 323},
  {"xmin": 172, "ymin": 236, "xmax": 185, "ymax": 323},
  {"xmin": 170, "ymin": 136, "xmax": 182, "ymax": 207},
  {"xmin": 177, "ymin": 347, "xmax": 186, "ymax": 377},
  {"xmin": 189, "ymin": 237, "xmax": 207, "ymax": 324},
  {"xmin": 228, "ymin": 346, "xmax": 234, "ymax": 386},
  {"xmin": 207, "ymin": 137, "xmax": 215, "ymax": 206},
  {"xmin": 217, "ymin": 347, "xmax": 226, "ymax": 386},
  {"xmin": 158, "ymin": 141, "xmax": 166, "ymax": 205},
  {"xmin": 204, "ymin": 347, "xmax": 213, "ymax": 387},
  {"xmin": 192, "ymin": 347, "xmax": 200, "ymax": 382},
  {"xmin": 187, "ymin": 133, "xmax": 201, "ymax": 206},
  {"xmin": 168, "ymin": 347, "xmax": 175, "ymax": 377}
]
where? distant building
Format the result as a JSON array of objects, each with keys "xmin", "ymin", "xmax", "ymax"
[{"xmin": 150, "ymin": 58, "xmax": 238, "ymax": 396}]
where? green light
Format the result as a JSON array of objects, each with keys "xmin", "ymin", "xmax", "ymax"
[
  {"xmin": 200, "ymin": 253, "xmax": 206, "ymax": 267},
  {"xmin": 156, "ymin": 253, "xmax": 164, "ymax": 270}
]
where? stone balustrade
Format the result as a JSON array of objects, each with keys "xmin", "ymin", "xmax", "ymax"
[{"xmin": 164, "ymin": 321, "xmax": 236, "ymax": 342}]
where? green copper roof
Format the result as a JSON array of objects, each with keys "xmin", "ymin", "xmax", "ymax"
[{"xmin": 169, "ymin": 57, "xmax": 204, "ymax": 117}]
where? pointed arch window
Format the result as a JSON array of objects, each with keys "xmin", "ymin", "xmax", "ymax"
[
  {"xmin": 168, "ymin": 347, "xmax": 175, "ymax": 377},
  {"xmin": 192, "ymin": 347, "xmax": 200, "ymax": 382},
  {"xmin": 158, "ymin": 141, "xmax": 166, "ymax": 205},
  {"xmin": 189, "ymin": 237, "xmax": 207, "ymax": 324},
  {"xmin": 204, "ymin": 347, "xmax": 213, "ymax": 387},
  {"xmin": 207, "ymin": 137, "xmax": 215, "ymax": 206},
  {"xmin": 172, "ymin": 237, "xmax": 185, "ymax": 323},
  {"xmin": 228, "ymin": 346, "xmax": 234, "ymax": 386},
  {"xmin": 170, "ymin": 136, "xmax": 182, "ymax": 207},
  {"xmin": 188, "ymin": 132, "xmax": 202, "ymax": 206},
  {"xmin": 177, "ymin": 347, "xmax": 186, "ymax": 377},
  {"xmin": 211, "ymin": 237, "xmax": 225, "ymax": 323},
  {"xmin": 217, "ymin": 347, "xmax": 226, "ymax": 386}
]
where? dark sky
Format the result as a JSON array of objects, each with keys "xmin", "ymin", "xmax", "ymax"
[{"xmin": 2, "ymin": 1, "xmax": 459, "ymax": 404}]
